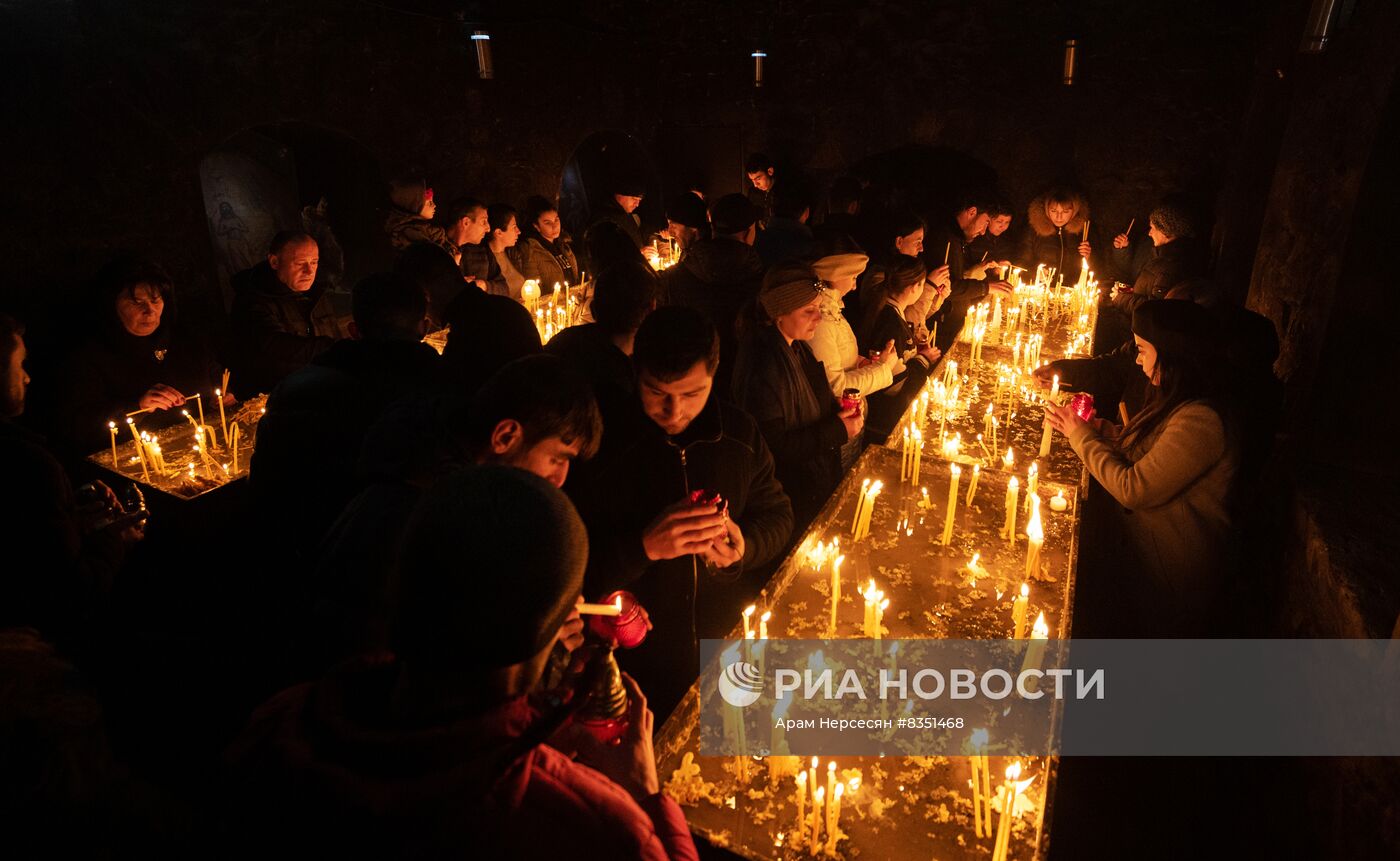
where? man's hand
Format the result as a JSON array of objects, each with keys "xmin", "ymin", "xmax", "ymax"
[
  {"xmin": 1031, "ymin": 363, "xmax": 1059, "ymax": 389},
  {"xmin": 702, "ymin": 518, "xmax": 746, "ymax": 570},
  {"xmin": 570, "ymin": 673, "xmax": 660, "ymax": 803},
  {"xmin": 986, "ymin": 280, "xmax": 1013, "ymax": 297},
  {"xmin": 641, "ymin": 501, "xmax": 728, "ymax": 561},
  {"xmin": 838, "ymin": 404, "xmax": 865, "ymax": 441},
  {"xmin": 555, "ymin": 599, "xmax": 585, "ymax": 654},
  {"xmin": 1078, "ymin": 240, "xmax": 1093, "ymax": 258},
  {"xmin": 139, "ymin": 384, "xmax": 186, "ymax": 411},
  {"xmin": 1113, "ymin": 233, "xmax": 1129, "ymax": 250}
]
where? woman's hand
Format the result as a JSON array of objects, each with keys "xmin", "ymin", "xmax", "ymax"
[
  {"xmin": 1112, "ymin": 233, "xmax": 1129, "ymax": 250},
  {"xmin": 916, "ymin": 343, "xmax": 941, "ymax": 363},
  {"xmin": 1043, "ymin": 402, "xmax": 1088, "ymax": 438},
  {"xmin": 1078, "ymin": 240, "xmax": 1093, "ymax": 258},
  {"xmin": 838, "ymin": 404, "xmax": 865, "ymax": 441},
  {"xmin": 929, "ymin": 264, "xmax": 951, "ymax": 288},
  {"xmin": 139, "ymin": 384, "xmax": 186, "ymax": 411}
]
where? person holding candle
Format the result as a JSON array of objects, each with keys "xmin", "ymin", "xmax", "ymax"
[
  {"xmin": 509, "ymin": 195, "xmax": 581, "ymax": 289},
  {"xmin": 733, "ymin": 263, "xmax": 862, "ymax": 529},
  {"xmin": 31, "ymin": 256, "xmax": 229, "ymax": 454},
  {"xmin": 231, "ymin": 466, "xmax": 700, "ymax": 861},
  {"xmin": 1018, "ymin": 186, "xmax": 1094, "ymax": 283},
  {"xmin": 568, "ymin": 307, "xmax": 794, "ymax": 717},
  {"xmin": 808, "ymin": 244, "xmax": 899, "ymax": 401},
  {"xmin": 662, "ymin": 192, "xmax": 710, "ymax": 257},
  {"xmin": 1044, "ymin": 300, "xmax": 1236, "ymax": 634},
  {"xmin": 585, "ymin": 174, "xmax": 653, "ymax": 258},
  {"xmin": 856, "ymin": 256, "xmax": 941, "ymax": 442},
  {"xmin": 968, "ymin": 196, "xmax": 1016, "ymax": 275},
  {"xmin": 923, "ymin": 193, "xmax": 1012, "ymax": 354}
]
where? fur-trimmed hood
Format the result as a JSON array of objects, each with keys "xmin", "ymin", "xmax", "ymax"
[{"xmin": 1026, "ymin": 193, "xmax": 1090, "ymax": 238}]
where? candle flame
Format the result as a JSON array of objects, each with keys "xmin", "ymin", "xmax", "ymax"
[
  {"xmin": 1031, "ymin": 613, "xmax": 1049, "ymax": 638},
  {"xmin": 760, "ymin": 610, "xmax": 772, "ymax": 623},
  {"xmin": 1006, "ymin": 761, "xmax": 1022, "ymax": 780},
  {"xmin": 1027, "ymin": 501, "xmax": 1044, "ymax": 542},
  {"xmin": 744, "ymin": 605, "xmax": 756, "ymax": 618},
  {"xmin": 1020, "ymin": 582, "xmax": 1029, "ymax": 598},
  {"xmin": 834, "ymin": 783, "xmax": 844, "ymax": 800}
]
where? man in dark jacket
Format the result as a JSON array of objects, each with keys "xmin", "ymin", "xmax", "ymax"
[
  {"xmin": 745, "ymin": 152, "xmax": 776, "ymax": 228},
  {"xmin": 924, "ymin": 194, "xmax": 1012, "ymax": 354},
  {"xmin": 229, "ymin": 231, "xmax": 345, "ymax": 396},
  {"xmin": 567, "ymin": 307, "xmax": 793, "ymax": 718},
  {"xmin": 546, "ymin": 261, "xmax": 656, "ymax": 426},
  {"xmin": 661, "ymin": 194, "xmax": 765, "ymax": 398},
  {"xmin": 1, "ymin": 316, "xmax": 141, "ymax": 654},
  {"xmin": 587, "ymin": 177, "xmax": 651, "ymax": 258},
  {"xmin": 250, "ymin": 271, "xmax": 445, "ymax": 567},
  {"xmin": 968, "ymin": 196, "xmax": 1016, "ymax": 270},
  {"xmin": 230, "ymin": 467, "xmax": 699, "ymax": 861},
  {"xmin": 754, "ymin": 180, "xmax": 816, "ymax": 266},
  {"xmin": 441, "ymin": 196, "xmax": 505, "ymax": 298}
]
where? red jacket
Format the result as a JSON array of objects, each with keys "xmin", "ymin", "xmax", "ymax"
[{"xmin": 227, "ymin": 662, "xmax": 698, "ymax": 861}]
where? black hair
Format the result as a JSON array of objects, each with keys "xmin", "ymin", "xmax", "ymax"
[
  {"xmin": 744, "ymin": 152, "xmax": 774, "ymax": 174},
  {"xmin": 521, "ymin": 196, "xmax": 558, "ymax": 232},
  {"xmin": 952, "ymin": 190, "xmax": 994, "ymax": 215},
  {"xmin": 890, "ymin": 208, "xmax": 926, "ymax": 240},
  {"xmin": 351, "ymin": 272, "xmax": 428, "ymax": 341},
  {"xmin": 633, "ymin": 306, "xmax": 720, "ymax": 381},
  {"xmin": 1122, "ymin": 305, "xmax": 1224, "ymax": 450},
  {"xmin": 985, "ymin": 196, "xmax": 1014, "ymax": 219},
  {"xmin": 487, "ymin": 203, "xmax": 518, "ymax": 235},
  {"xmin": 468, "ymin": 355, "xmax": 602, "ymax": 460},
  {"xmin": 269, "ymin": 230, "xmax": 316, "ymax": 256},
  {"xmin": 590, "ymin": 263, "xmax": 657, "ymax": 338},
  {"xmin": 1042, "ymin": 186, "xmax": 1084, "ymax": 209},
  {"xmin": 440, "ymin": 196, "xmax": 486, "ymax": 225},
  {"xmin": 0, "ymin": 313, "xmax": 23, "ymax": 366},
  {"xmin": 858, "ymin": 256, "xmax": 926, "ymax": 340}
]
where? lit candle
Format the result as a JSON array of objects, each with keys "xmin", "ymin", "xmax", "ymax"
[
  {"xmin": 1049, "ymin": 489, "xmax": 1068, "ymax": 512},
  {"xmin": 851, "ymin": 479, "xmax": 870, "ymax": 536},
  {"xmin": 1020, "ymin": 613, "xmax": 1050, "ymax": 675},
  {"xmin": 829, "ymin": 554, "xmax": 844, "ymax": 637},
  {"xmin": 1025, "ymin": 462, "xmax": 1039, "ymax": 510},
  {"xmin": 941, "ymin": 464, "xmax": 961, "ymax": 545},
  {"xmin": 911, "ymin": 428, "xmax": 923, "ymax": 485},
  {"xmin": 1039, "ymin": 409, "xmax": 1054, "ymax": 458},
  {"xmin": 1011, "ymin": 583, "xmax": 1029, "ymax": 639},
  {"xmin": 107, "ymin": 421, "xmax": 119, "ymax": 468},
  {"xmin": 126, "ymin": 418, "xmax": 150, "ymax": 482},
  {"xmin": 856, "ymin": 481, "xmax": 882, "ymax": 541},
  {"xmin": 810, "ymin": 786, "xmax": 825, "ymax": 857},
  {"xmin": 1050, "ymin": 373, "xmax": 1060, "ymax": 400},
  {"xmin": 229, "ymin": 423, "xmax": 241, "ymax": 474},
  {"xmin": 825, "ymin": 781, "xmax": 844, "ymax": 853},
  {"xmin": 1003, "ymin": 477, "xmax": 1019, "ymax": 544},
  {"xmin": 1002, "ymin": 447, "xmax": 1014, "ymax": 472},
  {"xmin": 215, "ymin": 386, "xmax": 229, "ymax": 446},
  {"xmin": 577, "ymin": 600, "xmax": 623, "ymax": 616},
  {"xmin": 990, "ymin": 416, "xmax": 999, "ymax": 458},
  {"xmin": 759, "ymin": 610, "xmax": 771, "ymax": 640},
  {"xmin": 742, "ymin": 605, "xmax": 756, "ymax": 639},
  {"xmin": 794, "ymin": 771, "xmax": 808, "ymax": 850},
  {"xmin": 992, "ymin": 762, "xmax": 1025, "ymax": 861},
  {"xmin": 964, "ymin": 463, "xmax": 981, "ymax": 506},
  {"xmin": 191, "ymin": 392, "xmax": 206, "ymax": 434},
  {"xmin": 1025, "ymin": 497, "xmax": 1044, "ymax": 577}
]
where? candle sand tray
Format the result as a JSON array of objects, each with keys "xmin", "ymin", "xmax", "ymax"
[
  {"xmin": 656, "ymin": 273, "xmax": 1098, "ymax": 860},
  {"xmin": 85, "ymin": 395, "xmax": 267, "ymax": 500}
]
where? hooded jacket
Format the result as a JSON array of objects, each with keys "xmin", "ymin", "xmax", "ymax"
[
  {"xmin": 384, "ymin": 181, "xmax": 458, "ymax": 258},
  {"xmin": 661, "ymin": 237, "xmax": 766, "ymax": 396},
  {"xmin": 566, "ymin": 396, "xmax": 793, "ymax": 717},
  {"xmin": 1019, "ymin": 194, "xmax": 1093, "ymax": 283},
  {"xmin": 227, "ymin": 661, "xmax": 698, "ymax": 861},
  {"xmin": 510, "ymin": 231, "xmax": 580, "ymax": 289},
  {"xmin": 229, "ymin": 262, "xmax": 345, "ymax": 397},
  {"xmin": 1112, "ymin": 237, "xmax": 1211, "ymax": 314}
]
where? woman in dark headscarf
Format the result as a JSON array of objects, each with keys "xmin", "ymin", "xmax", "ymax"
[
  {"xmin": 732, "ymin": 262, "xmax": 864, "ymax": 527},
  {"xmin": 35, "ymin": 257, "xmax": 224, "ymax": 452}
]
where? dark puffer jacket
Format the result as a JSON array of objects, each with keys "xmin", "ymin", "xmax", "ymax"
[
  {"xmin": 509, "ymin": 232, "xmax": 580, "ymax": 288},
  {"xmin": 228, "ymin": 262, "xmax": 345, "ymax": 397},
  {"xmin": 1112, "ymin": 237, "xmax": 1212, "ymax": 314},
  {"xmin": 566, "ymin": 396, "xmax": 793, "ymax": 718},
  {"xmin": 922, "ymin": 220, "xmax": 992, "ymax": 354},
  {"xmin": 661, "ymin": 237, "xmax": 766, "ymax": 396}
]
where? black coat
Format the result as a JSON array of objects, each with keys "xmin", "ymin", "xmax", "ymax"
[
  {"xmin": 587, "ymin": 200, "xmax": 648, "ymax": 252},
  {"xmin": 34, "ymin": 320, "xmax": 221, "ymax": 454},
  {"xmin": 229, "ymin": 262, "xmax": 344, "ymax": 397},
  {"xmin": 441, "ymin": 286, "xmax": 542, "ymax": 394},
  {"xmin": 732, "ymin": 327, "xmax": 847, "ymax": 528},
  {"xmin": 543, "ymin": 323, "xmax": 633, "ymax": 426},
  {"xmin": 0, "ymin": 419, "xmax": 127, "ymax": 651},
  {"xmin": 1112, "ymin": 238, "xmax": 1211, "ymax": 314},
  {"xmin": 1018, "ymin": 195, "xmax": 1096, "ymax": 283},
  {"xmin": 923, "ymin": 220, "xmax": 991, "ymax": 354},
  {"xmin": 858, "ymin": 304, "xmax": 932, "ymax": 441},
  {"xmin": 754, "ymin": 216, "xmax": 815, "ymax": 267},
  {"xmin": 661, "ymin": 237, "xmax": 766, "ymax": 396},
  {"xmin": 459, "ymin": 243, "xmax": 509, "ymax": 297},
  {"xmin": 250, "ymin": 339, "xmax": 448, "ymax": 564},
  {"xmin": 566, "ymin": 397, "xmax": 793, "ymax": 717}
]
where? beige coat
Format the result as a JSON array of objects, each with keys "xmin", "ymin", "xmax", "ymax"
[
  {"xmin": 808, "ymin": 295, "xmax": 896, "ymax": 397},
  {"xmin": 1067, "ymin": 401, "xmax": 1235, "ymax": 628}
]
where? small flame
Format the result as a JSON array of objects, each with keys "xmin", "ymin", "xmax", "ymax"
[{"xmin": 1031, "ymin": 613, "xmax": 1049, "ymax": 639}]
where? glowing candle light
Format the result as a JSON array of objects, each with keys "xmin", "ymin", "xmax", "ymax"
[
  {"xmin": 1049, "ymin": 489, "xmax": 1069, "ymax": 512},
  {"xmin": 991, "ymin": 762, "xmax": 1023, "ymax": 861},
  {"xmin": 829, "ymin": 554, "xmax": 844, "ymax": 637},
  {"xmin": 851, "ymin": 478, "xmax": 870, "ymax": 536},
  {"xmin": 1002, "ymin": 447, "xmax": 1014, "ymax": 472},
  {"xmin": 810, "ymin": 786, "xmax": 825, "ymax": 857},
  {"xmin": 759, "ymin": 610, "xmax": 771, "ymax": 640},
  {"xmin": 107, "ymin": 421, "xmax": 119, "ymax": 468},
  {"xmin": 742, "ymin": 605, "xmax": 756, "ymax": 639},
  {"xmin": 1011, "ymin": 583, "xmax": 1030, "ymax": 639},
  {"xmin": 965, "ymin": 463, "xmax": 981, "ymax": 506},
  {"xmin": 1025, "ymin": 497, "xmax": 1044, "ymax": 577},
  {"xmin": 825, "ymin": 781, "xmax": 844, "ymax": 853},
  {"xmin": 941, "ymin": 464, "xmax": 961, "ymax": 545},
  {"xmin": 1003, "ymin": 477, "xmax": 1019, "ymax": 544}
]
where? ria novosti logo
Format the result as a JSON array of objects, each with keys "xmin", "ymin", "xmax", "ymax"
[{"xmin": 717, "ymin": 660, "xmax": 764, "ymax": 708}]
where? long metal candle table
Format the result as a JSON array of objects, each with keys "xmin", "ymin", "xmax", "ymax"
[{"xmin": 654, "ymin": 268, "xmax": 1099, "ymax": 860}]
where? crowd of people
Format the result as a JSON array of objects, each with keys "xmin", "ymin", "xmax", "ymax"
[{"xmin": 0, "ymin": 154, "xmax": 1282, "ymax": 855}]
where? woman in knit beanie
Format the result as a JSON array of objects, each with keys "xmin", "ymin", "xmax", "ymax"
[{"xmin": 732, "ymin": 262, "xmax": 864, "ymax": 529}]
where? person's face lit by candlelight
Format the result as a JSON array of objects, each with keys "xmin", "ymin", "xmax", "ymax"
[
  {"xmin": 613, "ymin": 194, "xmax": 643, "ymax": 214},
  {"xmin": 1147, "ymin": 219, "xmax": 1172, "ymax": 247},
  {"xmin": 486, "ymin": 419, "xmax": 583, "ymax": 488},
  {"xmin": 2, "ymin": 329, "xmax": 30, "ymax": 419},
  {"xmin": 638, "ymin": 360, "xmax": 713, "ymax": 437},
  {"xmin": 534, "ymin": 209, "xmax": 562, "ymax": 243},
  {"xmin": 462, "ymin": 206, "xmax": 491, "ymax": 245},
  {"xmin": 988, "ymin": 214, "xmax": 1012, "ymax": 236},
  {"xmin": 894, "ymin": 227, "xmax": 924, "ymax": 258},
  {"xmin": 747, "ymin": 168, "xmax": 774, "ymax": 192},
  {"xmin": 774, "ymin": 294, "xmax": 824, "ymax": 343},
  {"xmin": 115, "ymin": 283, "xmax": 165, "ymax": 337},
  {"xmin": 1134, "ymin": 334, "xmax": 1160, "ymax": 384},
  {"xmin": 1045, "ymin": 200, "xmax": 1076, "ymax": 229},
  {"xmin": 270, "ymin": 238, "xmax": 320, "ymax": 293}
]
